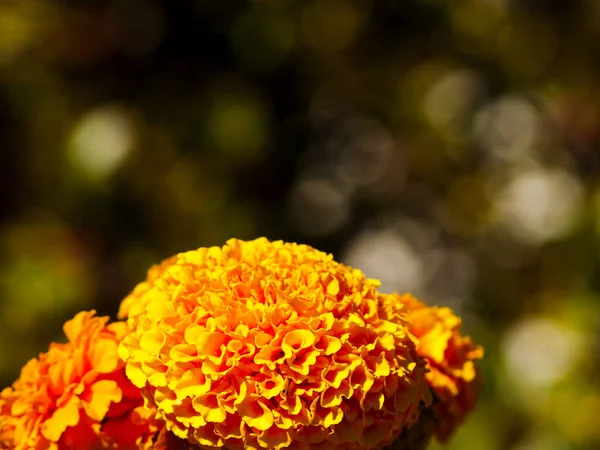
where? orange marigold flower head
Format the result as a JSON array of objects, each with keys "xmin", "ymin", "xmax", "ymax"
[
  {"xmin": 0, "ymin": 311, "xmax": 162, "ymax": 450},
  {"xmin": 379, "ymin": 293, "xmax": 483, "ymax": 443},
  {"xmin": 118, "ymin": 237, "xmax": 431, "ymax": 450}
]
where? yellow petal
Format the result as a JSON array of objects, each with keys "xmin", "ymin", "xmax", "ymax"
[
  {"xmin": 81, "ymin": 379, "xmax": 122, "ymax": 421},
  {"xmin": 282, "ymin": 329, "xmax": 315, "ymax": 358},
  {"xmin": 89, "ymin": 339, "xmax": 119, "ymax": 373},
  {"xmin": 239, "ymin": 400, "xmax": 274, "ymax": 431},
  {"xmin": 125, "ymin": 362, "xmax": 147, "ymax": 388},
  {"xmin": 41, "ymin": 397, "xmax": 80, "ymax": 441}
]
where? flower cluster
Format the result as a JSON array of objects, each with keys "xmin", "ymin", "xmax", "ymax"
[
  {"xmin": 379, "ymin": 293, "xmax": 484, "ymax": 443},
  {"xmin": 0, "ymin": 311, "xmax": 161, "ymax": 449},
  {"xmin": 0, "ymin": 238, "xmax": 483, "ymax": 450}
]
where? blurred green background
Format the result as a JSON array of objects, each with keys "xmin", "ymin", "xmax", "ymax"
[{"xmin": 1, "ymin": 0, "xmax": 600, "ymax": 449}]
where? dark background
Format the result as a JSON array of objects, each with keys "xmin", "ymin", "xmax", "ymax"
[{"xmin": 1, "ymin": 1, "xmax": 600, "ymax": 449}]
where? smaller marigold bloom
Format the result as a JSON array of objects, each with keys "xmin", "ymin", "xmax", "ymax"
[
  {"xmin": 379, "ymin": 293, "xmax": 483, "ymax": 443},
  {"xmin": 118, "ymin": 238, "xmax": 432, "ymax": 450},
  {"xmin": 0, "ymin": 311, "xmax": 162, "ymax": 450}
]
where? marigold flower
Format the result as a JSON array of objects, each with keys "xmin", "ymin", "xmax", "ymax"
[
  {"xmin": 379, "ymin": 293, "xmax": 483, "ymax": 442},
  {"xmin": 0, "ymin": 311, "xmax": 162, "ymax": 450},
  {"xmin": 118, "ymin": 237, "xmax": 431, "ymax": 449}
]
